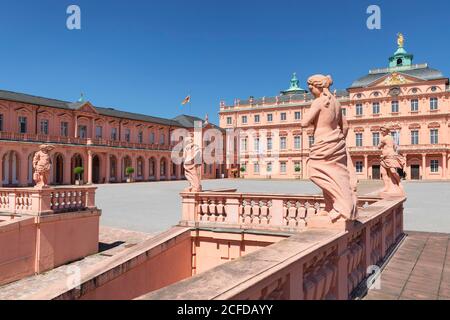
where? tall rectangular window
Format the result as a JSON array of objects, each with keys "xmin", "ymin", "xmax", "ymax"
[
  {"xmin": 19, "ymin": 116, "xmax": 27, "ymax": 133},
  {"xmin": 267, "ymin": 137, "xmax": 272, "ymax": 151},
  {"xmin": 226, "ymin": 117, "xmax": 232, "ymax": 125},
  {"xmin": 149, "ymin": 132, "xmax": 155, "ymax": 143},
  {"xmin": 294, "ymin": 111, "xmax": 301, "ymax": 120},
  {"xmin": 266, "ymin": 162, "xmax": 272, "ymax": 173},
  {"xmin": 411, "ymin": 130, "xmax": 419, "ymax": 145},
  {"xmin": 341, "ymin": 108, "xmax": 347, "ymax": 116},
  {"xmin": 430, "ymin": 98, "xmax": 438, "ymax": 111},
  {"xmin": 242, "ymin": 116, "xmax": 247, "ymax": 124},
  {"xmin": 40, "ymin": 119, "xmax": 49, "ymax": 135},
  {"xmin": 111, "ymin": 128, "xmax": 118, "ymax": 141},
  {"xmin": 254, "ymin": 115, "xmax": 260, "ymax": 123},
  {"xmin": 431, "ymin": 160, "xmax": 439, "ymax": 173},
  {"xmin": 355, "ymin": 133, "xmax": 363, "ymax": 147},
  {"xmin": 309, "ymin": 136, "xmax": 314, "ymax": 147},
  {"xmin": 267, "ymin": 114, "xmax": 273, "ymax": 122},
  {"xmin": 372, "ymin": 102, "xmax": 380, "ymax": 114},
  {"xmin": 125, "ymin": 129, "xmax": 131, "ymax": 142},
  {"xmin": 411, "ymin": 99, "xmax": 419, "ymax": 112},
  {"xmin": 280, "ymin": 162, "xmax": 287, "ymax": 173},
  {"xmin": 391, "ymin": 101, "xmax": 399, "ymax": 113},
  {"xmin": 60, "ymin": 122, "xmax": 68, "ymax": 137},
  {"xmin": 159, "ymin": 133, "xmax": 165, "ymax": 145},
  {"xmin": 280, "ymin": 137, "xmax": 287, "ymax": 150},
  {"xmin": 372, "ymin": 132, "xmax": 380, "ymax": 146},
  {"xmin": 0, "ymin": 114, "xmax": 3, "ymax": 131},
  {"xmin": 391, "ymin": 131, "xmax": 400, "ymax": 146},
  {"xmin": 241, "ymin": 138, "xmax": 248, "ymax": 151},
  {"xmin": 254, "ymin": 138, "xmax": 260, "ymax": 151},
  {"xmin": 294, "ymin": 136, "xmax": 301, "ymax": 149},
  {"xmin": 355, "ymin": 161, "xmax": 363, "ymax": 173},
  {"xmin": 280, "ymin": 113, "xmax": 287, "ymax": 121},
  {"xmin": 95, "ymin": 126, "xmax": 103, "ymax": 139},
  {"xmin": 78, "ymin": 125, "xmax": 87, "ymax": 138},
  {"xmin": 356, "ymin": 104, "xmax": 363, "ymax": 116},
  {"xmin": 138, "ymin": 131, "xmax": 143, "ymax": 143},
  {"xmin": 430, "ymin": 129, "xmax": 439, "ymax": 144},
  {"xmin": 253, "ymin": 162, "xmax": 260, "ymax": 174}
]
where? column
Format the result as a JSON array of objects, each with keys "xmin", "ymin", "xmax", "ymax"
[
  {"xmin": 64, "ymin": 154, "xmax": 72, "ymax": 185},
  {"xmin": 364, "ymin": 155, "xmax": 369, "ymax": 179},
  {"xmin": 155, "ymin": 158, "xmax": 161, "ymax": 181},
  {"xmin": 74, "ymin": 116, "xmax": 78, "ymax": 138},
  {"xmin": 0, "ymin": 151, "xmax": 3, "ymax": 187},
  {"xmin": 105, "ymin": 154, "xmax": 110, "ymax": 183},
  {"xmin": 20, "ymin": 154, "xmax": 29, "ymax": 186},
  {"xmin": 87, "ymin": 150, "xmax": 93, "ymax": 184},
  {"xmin": 422, "ymin": 154, "xmax": 426, "ymax": 180},
  {"xmin": 167, "ymin": 158, "xmax": 172, "ymax": 181},
  {"xmin": 176, "ymin": 163, "xmax": 182, "ymax": 180},
  {"xmin": 143, "ymin": 157, "xmax": 149, "ymax": 181}
]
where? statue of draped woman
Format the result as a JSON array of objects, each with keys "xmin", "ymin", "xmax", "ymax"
[
  {"xmin": 300, "ymin": 74, "xmax": 358, "ymax": 222},
  {"xmin": 183, "ymin": 135, "xmax": 202, "ymax": 192}
]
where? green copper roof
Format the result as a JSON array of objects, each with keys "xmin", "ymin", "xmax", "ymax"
[
  {"xmin": 281, "ymin": 72, "xmax": 307, "ymax": 95},
  {"xmin": 389, "ymin": 34, "xmax": 414, "ymax": 69}
]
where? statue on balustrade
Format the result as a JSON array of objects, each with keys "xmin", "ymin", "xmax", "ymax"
[
  {"xmin": 378, "ymin": 126, "xmax": 406, "ymax": 198},
  {"xmin": 300, "ymin": 74, "xmax": 358, "ymax": 222},
  {"xmin": 183, "ymin": 134, "xmax": 202, "ymax": 192},
  {"xmin": 33, "ymin": 144, "xmax": 55, "ymax": 189}
]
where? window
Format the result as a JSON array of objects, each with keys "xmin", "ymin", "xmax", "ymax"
[
  {"xmin": 280, "ymin": 162, "xmax": 287, "ymax": 173},
  {"xmin": 431, "ymin": 160, "xmax": 439, "ymax": 173},
  {"xmin": 372, "ymin": 132, "xmax": 380, "ymax": 146},
  {"xmin": 411, "ymin": 130, "xmax": 419, "ymax": 145},
  {"xmin": 159, "ymin": 133, "xmax": 165, "ymax": 145},
  {"xmin": 267, "ymin": 114, "xmax": 273, "ymax": 122},
  {"xmin": 253, "ymin": 162, "xmax": 260, "ymax": 174},
  {"xmin": 266, "ymin": 162, "xmax": 272, "ymax": 173},
  {"xmin": 391, "ymin": 131, "xmax": 400, "ymax": 146},
  {"xmin": 149, "ymin": 132, "xmax": 155, "ymax": 144},
  {"xmin": 254, "ymin": 115, "xmax": 260, "ymax": 123},
  {"xmin": 280, "ymin": 113, "xmax": 287, "ymax": 121},
  {"xmin": 280, "ymin": 137, "xmax": 287, "ymax": 150},
  {"xmin": 391, "ymin": 101, "xmax": 399, "ymax": 113},
  {"xmin": 95, "ymin": 126, "xmax": 103, "ymax": 139},
  {"xmin": 19, "ymin": 116, "xmax": 27, "ymax": 133},
  {"xmin": 411, "ymin": 99, "xmax": 419, "ymax": 112},
  {"xmin": 60, "ymin": 122, "xmax": 68, "ymax": 137},
  {"xmin": 341, "ymin": 108, "xmax": 347, "ymax": 116},
  {"xmin": 40, "ymin": 120, "xmax": 49, "ymax": 135},
  {"xmin": 294, "ymin": 162, "xmax": 301, "ymax": 173},
  {"xmin": 0, "ymin": 114, "xmax": 3, "ymax": 131},
  {"xmin": 356, "ymin": 104, "xmax": 363, "ymax": 116},
  {"xmin": 242, "ymin": 116, "xmax": 248, "ymax": 124},
  {"xmin": 226, "ymin": 117, "xmax": 232, "ymax": 125},
  {"xmin": 355, "ymin": 161, "xmax": 363, "ymax": 173},
  {"xmin": 125, "ymin": 129, "xmax": 131, "ymax": 142},
  {"xmin": 294, "ymin": 111, "xmax": 301, "ymax": 120},
  {"xmin": 294, "ymin": 136, "xmax": 301, "ymax": 149},
  {"xmin": 430, "ymin": 98, "xmax": 438, "ymax": 111},
  {"xmin": 267, "ymin": 137, "xmax": 272, "ymax": 151},
  {"xmin": 78, "ymin": 125, "xmax": 87, "ymax": 138},
  {"xmin": 254, "ymin": 138, "xmax": 260, "ymax": 151},
  {"xmin": 372, "ymin": 102, "xmax": 380, "ymax": 114},
  {"xmin": 111, "ymin": 128, "xmax": 118, "ymax": 141},
  {"xmin": 241, "ymin": 138, "xmax": 248, "ymax": 151},
  {"xmin": 355, "ymin": 133, "xmax": 363, "ymax": 147},
  {"xmin": 138, "ymin": 131, "xmax": 143, "ymax": 143},
  {"xmin": 309, "ymin": 136, "xmax": 314, "ymax": 147},
  {"xmin": 430, "ymin": 129, "xmax": 439, "ymax": 144}
]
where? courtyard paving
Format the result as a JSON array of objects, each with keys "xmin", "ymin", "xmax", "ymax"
[{"xmin": 96, "ymin": 179, "xmax": 450, "ymax": 234}]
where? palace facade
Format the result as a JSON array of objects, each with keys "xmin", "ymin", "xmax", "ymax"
[
  {"xmin": 0, "ymin": 91, "xmax": 225, "ymax": 187},
  {"xmin": 219, "ymin": 38, "xmax": 450, "ymax": 180}
]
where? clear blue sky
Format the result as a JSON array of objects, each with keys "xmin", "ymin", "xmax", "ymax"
[{"xmin": 0, "ymin": 0, "xmax": 449, "ymax": 124}]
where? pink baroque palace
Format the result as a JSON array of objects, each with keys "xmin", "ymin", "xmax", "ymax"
[
  {"xmin": 219, "ymin": 35, "xmax": 450, "ymax": 181},
  {"xmin": 0, "ymin": 92, "xmax": 225, "ymax": 187}
]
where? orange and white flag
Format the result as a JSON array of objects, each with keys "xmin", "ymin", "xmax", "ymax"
[{"xmin": 181, "ymin": 95, "xmax": 191, "ymax": 105}]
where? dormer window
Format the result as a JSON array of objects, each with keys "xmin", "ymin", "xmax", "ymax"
[{"xmin": 397, "ymin": 58, "xmax": 403, "ymax": 66}]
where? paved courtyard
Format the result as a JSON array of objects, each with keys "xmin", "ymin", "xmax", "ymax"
[{"xmin": 96, "ymin": 179, "xmax": 450, "ymax": 234}]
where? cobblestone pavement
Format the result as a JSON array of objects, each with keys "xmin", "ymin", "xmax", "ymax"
[
  {"xmin": 363, "ymin": 231, "xmax": 450, "ymax": 300},
  {"xmin": 95, "ymin": 179, "xmax": 450, "ymax": 234}
]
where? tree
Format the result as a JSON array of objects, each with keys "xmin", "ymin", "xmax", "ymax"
[
  {"xmin": 73, "ymin": 166, "xmax": 84, "ymax": 181},
  {"xmin": 126, "ymin": 167, "xmax": 135, "ymax": 177}
]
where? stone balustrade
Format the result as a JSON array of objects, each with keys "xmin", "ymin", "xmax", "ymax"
[
  {"xmin": 141, "ymin": 196, "xmax": 405, "ymax": 300},
  {"xmin": 0, "ymin": 186, "xmax": 97, "ymax": 216},
  {"xmin": 180, "ymin": 190, "xmax": 380, "ymax": 232}
]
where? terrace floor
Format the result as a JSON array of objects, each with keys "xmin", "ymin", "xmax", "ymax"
[{"xmin": 363, "ymin": 231, "xmax": 450, "ymax": 300}]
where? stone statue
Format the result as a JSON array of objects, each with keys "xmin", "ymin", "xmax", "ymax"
[
  {"xmin": 397, "ymin": 33, "xmax": 404, "ymax": 48},
  {"xmin": 33, "ymin": 144, "xmax": 55, "ymax": 189},
  {"xmin": 183, "ymin": 135, "xmax": 202, "ymax": 192},
  {"xmin": 300, "ymin": 74, "xmax": 358, "ymax": 222},
  {"xmin": 378, "ymin": 126, "xmax": 406, "ymax": 197}
]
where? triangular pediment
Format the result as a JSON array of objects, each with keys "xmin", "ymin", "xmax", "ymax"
[
  {"xmin": 367, "ymin": 72, "xmax": 426, "ymax": 88},
  {"xmin": 69, "ymin": 101, "xmax": 98, "ymax": 114}
]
